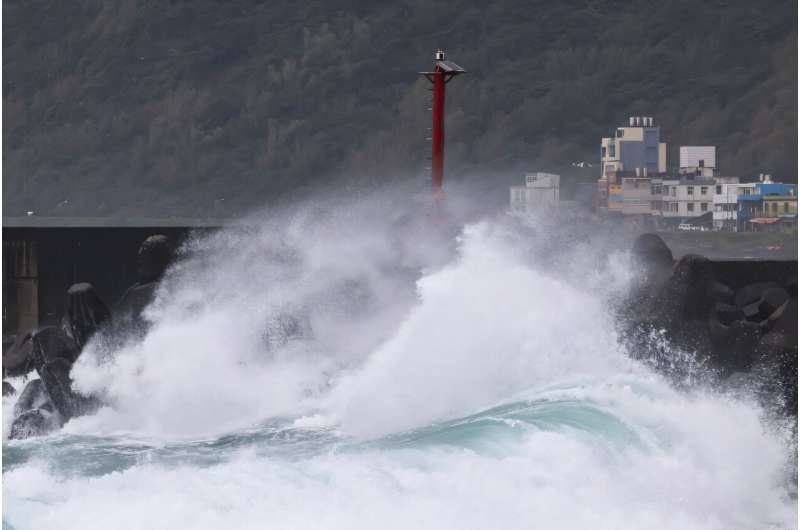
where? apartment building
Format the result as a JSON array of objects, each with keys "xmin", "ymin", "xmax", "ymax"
[
  {"xmin": 600, "ymin": 116, "xmax": 667, "ymax": 180},
  {"xmin": 679, "ymin": 146, "xmax": 716, "ymax": 178},
  {"xmin": 510, "ymin": 172, "xmax": 561, "ymax": 214},
  {"xmin": 712, "ymin": 177, "xmax": 745, "ymax": 231},
  {"xmin": 658, "ymin": 177, "xmax": 715, "ymax": 220}
]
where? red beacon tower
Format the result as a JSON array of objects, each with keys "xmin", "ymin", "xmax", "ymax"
[{"xmin": 419, "ymin": 49, "xmax": 465, "ymax": 195}]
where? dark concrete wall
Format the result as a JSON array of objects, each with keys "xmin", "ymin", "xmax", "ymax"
[
  {"xmin": 711, "ymin": 260, "xmax": 797, "ymax": 290},
  {"xmin": 3, "ymin": 227, "xmax": 203, "ymax": 335}
]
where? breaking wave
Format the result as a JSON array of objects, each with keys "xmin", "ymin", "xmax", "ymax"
[{"xmin": 3, "ymin": 186, "xmax": 796, "ymax": 530}]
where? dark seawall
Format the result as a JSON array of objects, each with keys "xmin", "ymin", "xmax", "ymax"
[{"xmin": 628, "ymin": 234, "xmax": 797, "ymax": 415}]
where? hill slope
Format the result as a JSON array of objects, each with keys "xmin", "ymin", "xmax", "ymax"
[{"xmin": 3, "ymin": 0, "xmax": 797, "ymax": 217}]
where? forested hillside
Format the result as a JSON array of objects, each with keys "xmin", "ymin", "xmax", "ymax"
[{"xmin": 3, "ymin": 0, "xmax": 797, "ymax": 217}]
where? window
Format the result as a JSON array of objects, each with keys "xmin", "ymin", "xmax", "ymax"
[
  {"xmin": 616, "ymin": 129, "xmax": 624, "ymax": 138},
  {"xmin": 688, "ymin": 203, "xmax": 695, "ymax": 212},
  {"xmin": 609, "ymin": 144, "xmax": 616, "ymax": 157},
  {"xmin": 687, "ymin": 186, "xmax": 694, "ymax": 195},
  {"xmin": 699, "ymin": 159, "xmax": 705, "ymax": 168},
  {"xmin": 672, "ymin": 203, "xmax": 678, "ymax": 212},
  {"xmin": 701, "ymin": 186, "xmax": 708, "ymax": 195},
  {"xmin": 715, "ymin": 185, "xmax": 722, "ymax": 194},
  {"xmin": 771, "ymin": 203, "xmax": 778, "ymax": 214},
  {"xmin": 701, "ymin": 202, "xmax": 708, "ymax": 212},
  {"xmin": 784, "ymin": 203, "xmax": 790, "ymax": 213},
  {"xmin": 646, "ymin": 146, "xmax": 658, "ymax": 165},
  {"xmin": 671, "ymin": 187, "xmax": 676, "ymax": 197}
]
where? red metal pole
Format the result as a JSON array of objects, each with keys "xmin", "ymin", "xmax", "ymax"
[
  {"xmin": 431, "ymin": 68, "xmax": 445, "ymax": 194},
  {"xmin": 420, "ymin": 50, "xmax": 463, "ymax": 196}
]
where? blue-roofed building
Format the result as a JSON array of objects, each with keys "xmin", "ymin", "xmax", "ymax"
[{"xmin": 737, "ymin": 176, "xmax": 798, "ymax": 232}]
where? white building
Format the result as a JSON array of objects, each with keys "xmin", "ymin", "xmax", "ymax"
[
  {"xmin": 510, "ymin": 172, "xmax": 560, "ymax": 214},
  {"xmin": 658, "ymin": 176, "xmax": 715, "ymax": 220},
  {"xmin": 712, "ymin": 177, "xmax": 746, "ymax": 231},
  {"xmin": 680, "ymin": 146, "xmax": 715, "ymax": 177}
]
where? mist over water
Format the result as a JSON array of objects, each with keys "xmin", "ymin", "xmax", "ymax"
[{"xmin": 3, "ymin": 184, "xmax": 797, "ymax": 530}]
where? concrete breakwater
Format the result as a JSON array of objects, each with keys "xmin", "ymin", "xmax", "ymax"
[
  {"xmin": 623, "ymin": 233, "xmax": 797, "ymax": 414},
  {"xmin": 3, "ymin": 235, "xmax": 176, "ymax": 438}
]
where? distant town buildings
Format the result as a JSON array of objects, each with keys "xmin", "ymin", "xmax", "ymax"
[
  {"xmin": 655, "ymin": 175, "xmax": 716, "ymax": 224},
  {"xmin": 679, "ymin": 146, "xmax": 716, "ymax": 177},
  {"xmin": 509, "ymin": 116, "xmax": 797, "ymax": 233},
  {"xmin": 509, "ymin": 172, "xmax": 561, "ymax": 214},
  {"xmin": 712, "ymin": 177, "xmax": 746, "ymax": 231},
  {"xmin": 600, "ymin": 116, "xmax": 667, "ymax": 177},
  {"xmin": 737, "ymin": 175, "xmax": 798, "ymax": 232},
  {"xmin": 598, "ymin": 116, "xmax": 667, "ymax": 213},
  {"xmin": 591, "ymin": 117, "xmax": 797, "ymax": 233}
]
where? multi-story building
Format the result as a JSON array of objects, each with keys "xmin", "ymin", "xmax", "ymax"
[
  {"xmin": 620, "ymin": 177, "xmax": 653, "ymax": 215},
  {"xmin": 762, "ymin": 194, "xmax": 797, "ymax": 217},
  {"xmin": 607, "ymin": 183, "xmax": 623, "ymax": 213},
  {"xmin": 739, "ymin": 177, "xmax": 798, "ymax": 232},
  {"xmin": 762, "ymin": 193, "xmax": 798, "ymax": 233},
  {"xmin": 712, "ymin": 177, "xmax": 745, "ymax": 231},
  {"xmin": 509, "ymin": 172, "xmax": 560, "ymax": 214},
  {"xmin": 598, "ymin": 116, "xmax": 667, "ymax": 216},
  {"xmin": 737, "ymin": 176, "xmax": 798, "ymax": 232},
  {"xmin": 600, "ymin": 116, "xmax": 667, "ymax": 180},
  {"xmin": 657, "ymin": 176, "xmax": 715, "ymax": 226},
  {"xmin": 738, "ymin": 193, "xmax": 764, "ymax": 232},
  {"xmin": 679, "ymin": 146, "xmax": 716, "ymax": 177}
]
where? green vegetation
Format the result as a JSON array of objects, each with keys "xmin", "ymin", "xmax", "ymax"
[{"xmin": 3, "ymin": 0, "xmax": 796, "ymax": 217}]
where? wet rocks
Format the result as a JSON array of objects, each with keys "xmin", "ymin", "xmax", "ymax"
[
  {"xmin": 30, "ymin": 326, "xmax": 79, "ymax": 374},
  {"xmin": 624, "ymin": 233, "xmax": 797, "ymax": 412},
  {"xmin": 10, "ymin": 408, "xmax": 62, "ymax": 440},
  {"xmin": 8, "ymin": 282, "xmax": 111, "ymax": 439},
  {"xmin": 62, "ymin": 282, "xmax": 112, "ymax": 350},
  {"xmin": 114, "ymin": 282, "xmax": 159, "ymax": 329},
  {"xmin": 713, "ymin": 303, "xmax": 743, "ymax": 326},
  {"xmin": 137, "ymin": 234, "xmax": 175, "ymax": 284},
  {"xmin": 8, "ymin": 328, "xmax": 77, "ymax": 438},
  {"xmin": 632, "ymin": 232, "xmax": 674, "ymax": 268},
  {"xmin": 3, "ymin": 381, "xmax": 15, "ymax": 396},
  {"xmin": 3, "ymin": 331, "xmax": 34, "ymax": 377},
  {"xmin": 6, "ymin": 234, "xmax": 176, "ymax": 439},
  {"xmin": 9, "ymin": 379, "xmax": 62, "ymax": 439},
  {"xmin": 115, "ymin": 234, "xmax": 175, "ymax": 330},
  {"xmin": 38, "ymin": 357, "xmax": 81, "ymax": 420},
  {"xmin": 734, "ymin": 282, "xmax": 780, "ymax": 309}
]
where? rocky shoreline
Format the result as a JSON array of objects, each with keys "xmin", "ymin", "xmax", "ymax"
[
  {"xmin": 623, "ymin": 233, "xmax": 797, "ymax": 415},
  {"xmin": 3, "ymin": 235, "xmax": 176, "ymax": 439}
]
